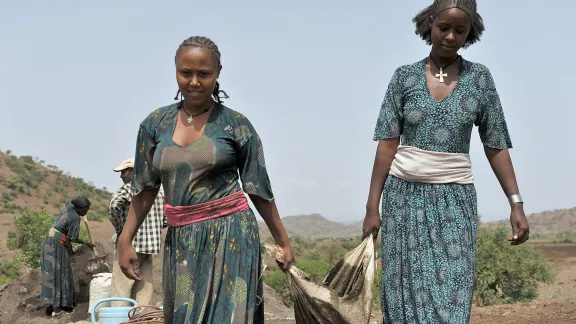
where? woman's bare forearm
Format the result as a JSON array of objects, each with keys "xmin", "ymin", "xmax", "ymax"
[
  {"xmin": 71, "ymin": 238, "xmax": 90, "ymax": 245},
  {"xmin": 484, "ymin": 147, "xmax": 521, "ymax": 206},
  {"xmin": 250, "ymin": 195, "xmax": 291, "ymax": 248},
  {"xmin": 366, "ymin": 138, "xmax": 400, "ymax": 212},
  {"xmin": 118, "ymin": 188, "xmax": 159, "ymax": 244}
]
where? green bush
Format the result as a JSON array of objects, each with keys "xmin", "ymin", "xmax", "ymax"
[
  {"xmin": 0, "ymin": 259, "xmax": 21, "ymax": 285},
  {"xmin": 264, "ymin": 269, "xmax": 288, "ymax": 295},
  {"xmin": 553, "ymin": 232, "xmax": 576, "ymax": 244},
  {"xmin": 474, "ymin": 226, "xmax": 554, "ymax": 306},
  {"xmin": 8, "ymin": 209, "xmax": 88, "ymax": 269},
  {"xmin": 296, "ymin": 259, "xmax": 331, "ymax": 282},
  {"xmin": 88, "ymin": 212, "xmax": 104, "ymax": 222}
]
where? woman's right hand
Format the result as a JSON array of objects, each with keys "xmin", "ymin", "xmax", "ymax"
[
  {"xmin": 118, "ymin": 240, "xmax": 141, "ymax": 280},
  {"xmin": 362, "ymin": 209, "xmax": 381, "ymax": 240}
]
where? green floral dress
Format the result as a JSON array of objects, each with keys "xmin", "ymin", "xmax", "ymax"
[
  {"xmin": 132, "ymin": 102, "xmax": 273, "ymax": 323},
  {"xmin": 374, "ymin": 58, "xmax": 512, "ymax": 323},
  {"xmin": 40, "ymin": 201, "xmax": 82, "ymax": 308}
]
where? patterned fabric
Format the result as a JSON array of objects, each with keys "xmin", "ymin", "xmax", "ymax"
[
  {"xmin": 108, "ymin": 183, "xmax": 166, "ymax": 254},
  {"xmin": 132, "ymin": 102, "xmax": 272, "ymax": 323},
  {"xmin": 374, "ymin": 58, "xmax": 512, "ymax": 323},
  {"xmin": 40, "ymin": 201, "xmax": 82, "ymax": 308}
]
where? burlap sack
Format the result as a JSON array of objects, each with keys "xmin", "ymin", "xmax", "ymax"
[{"xmin": 266, "ymin": 235, "xmax": 376, "ymax": 324}]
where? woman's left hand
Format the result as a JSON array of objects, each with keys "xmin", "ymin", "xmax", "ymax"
[{"xmin": 508, "ymin": 204, "xmax": 529, "ymax": 245}]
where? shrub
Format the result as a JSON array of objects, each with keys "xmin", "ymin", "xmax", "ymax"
[
  {"xmin": 553, "ymin": 232, "xmax": 576, "ymax": 244},
  {"xmin": 0, "ymin": 259, "xmax": 20, "ymax": 285},
  {"xmin": 474, "ymin": 226, "xmax": 555, "ymax": 306},
  {"xmin": 296, "ymin": 259, "xmax": 331, "ymax": 282},
  {"xmin": 264, "ymin": 269, "xmax": 288, "ymax": 299},
  {"xmin": 8, "ymin": 209, "xmax": 88, "ymax": 269}
]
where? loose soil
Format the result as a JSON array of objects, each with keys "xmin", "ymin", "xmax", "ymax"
[{"xmin": 1, "ymin": 222, "xmax": 575, "ymax": 323}]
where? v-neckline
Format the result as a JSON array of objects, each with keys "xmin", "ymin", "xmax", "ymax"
[
  {"xmin": 422, "ymin": 57, "xmax": 464, "ymax": 103},
  {"xmin": 170, "ymin": 102, "xmax": 218, "ymax": 148}
]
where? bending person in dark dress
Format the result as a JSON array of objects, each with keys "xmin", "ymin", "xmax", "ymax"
[{"xmin": 40, "ymin": 196, "xmax": 95, "ymax": 316}]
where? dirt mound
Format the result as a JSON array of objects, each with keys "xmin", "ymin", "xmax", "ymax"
[{"xmin": 0, "ymin": 243, "xmax": 109, "ymax": 324}]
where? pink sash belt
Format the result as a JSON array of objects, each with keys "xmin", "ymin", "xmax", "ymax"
[{"xmin": 164, "ymin": 191, "xmax": 249, "ymax": 227}]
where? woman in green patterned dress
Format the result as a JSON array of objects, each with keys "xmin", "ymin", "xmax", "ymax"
[
  {"xmin": 117, "ymin": 36, "xmax": 294, "ymax": 323},
  {"xmin": 40, "ymin": 197, "xmax": 94, "ymax": 316},
  {"xmin": 362, "ymin": 1, "xmax": 530, "ymax": 323}
]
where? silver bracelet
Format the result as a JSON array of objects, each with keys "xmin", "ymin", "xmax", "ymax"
[{"xmin": 508, "ymin": 194, "xmax": 523, "ymax": 205}]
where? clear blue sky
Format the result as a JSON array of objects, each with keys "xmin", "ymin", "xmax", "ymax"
[{"xmin": 1, "ymin": 1, "xmax": 574, "ymax": 222}]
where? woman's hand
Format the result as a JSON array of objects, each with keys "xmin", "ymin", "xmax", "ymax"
[
  {"xmin": 508, "ymin": 204, "xmax": 529, "ymax": 245},
  {"xmin": 118, "ymin": 239, "xmax": 141, "ymax": 280},
  {"xmin": 278, "ymin": 245, "xmax": 295, "ymax": 272},
  {"xmin": 362, "ymin": 209, "xmax": 381, "ymax": 240}
]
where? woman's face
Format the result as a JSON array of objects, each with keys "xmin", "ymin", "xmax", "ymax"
[
  {"xmin": 430, "ymin": 8, "xmax": 471, "ymax": 58},
  {"xmin": 175, "ymin": 47, "xmax": 221, "ymax": 107},
  {"xmin": 76, "ymin": 206, "xmax": 90, "ymax": 216}
]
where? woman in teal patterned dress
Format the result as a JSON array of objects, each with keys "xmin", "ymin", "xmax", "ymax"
[
  {"xmin": 362, "ymin": 1, "xmax": 530, "ymax": 323},
  {"xmin": 40, "ymin": 197, "xmax": 94, "ymax": 316},
  {"xmin": 117, "ymin": 36, "xmax": 294, "ymax": 324}
]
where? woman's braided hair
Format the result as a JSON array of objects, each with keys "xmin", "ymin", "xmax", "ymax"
[
  {"xmin": 412, "ymin": 0, "xmax": 485, "ymax": 49},
  {"xmin": 174, "ymin": 36, "xmax": 229, "ymax": 103}
]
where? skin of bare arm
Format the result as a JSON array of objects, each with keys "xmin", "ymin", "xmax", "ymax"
[
  {"xmin": 117, "ymin": 188, "xmax": 160, "ymax": 280},
  {"xmin": 362, "ymin": 138, "xmax": 400, "ymax": 239},
  {"xmin": 250, "ymin": 195, "xmax": 294, "ymax": 271},
  {"xmin": 483, "ymin": 146, "xmax": 529, "ymax": 245}
]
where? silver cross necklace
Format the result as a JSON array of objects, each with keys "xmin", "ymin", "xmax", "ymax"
[{"xmin": 429, "ymin": 54, "xmax": 460, "ymax": 83}]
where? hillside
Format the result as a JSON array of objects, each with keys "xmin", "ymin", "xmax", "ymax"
[
  {"xmin": 0, "ymin": 150, "xmax": 114, "ymax": 260},
  {"xmin": 259, "ymin": 213, "xmax": 362, "ymax": 240},
  {"xmin": 483, "ymin": 207, "xmax": 576, "ymax": 236}
]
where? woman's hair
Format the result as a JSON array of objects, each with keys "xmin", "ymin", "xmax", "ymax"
[
  {"xmin": 71, "ymin": 196, "xmax": 91, "ymax": 209},
  {"xmin": 174, "ymin": 36, "xmax": 229, "ymax": 104},
  {"xmin": 412, "ymin": 0, "xmax": 485, "ymax": 48}
]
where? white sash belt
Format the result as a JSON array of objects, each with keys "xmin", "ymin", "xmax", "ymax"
[{"xmin": 389, "ymin": 145, "xmax": 474, "ymax": 184}]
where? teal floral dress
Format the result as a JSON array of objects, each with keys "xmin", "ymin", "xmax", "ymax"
[
  {"xmin": 40, "ymin": 201, "xmax": 82, "ymax": 308},
  {"xmin": 132, "ymin": 102, "xmax": 272, "ymax": 323},
  {"xmin": 374, "ymin": 58, "xmax": 512, "ymax": 323}
]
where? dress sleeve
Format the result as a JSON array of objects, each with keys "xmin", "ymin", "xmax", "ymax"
[
  {"xmin": 475, "ymin": 67, "xmax": 513, "ymax": 149},
  {"xmin": 235, "ymin": 119, "xmax": 274, "ymax": 202},
  {"xmin": 131, "ymin": 123, "xmax": 162, "ymax": 195},
  {"xmin": 66, "ymin": 213, "xmax": 81, "ymax": 241},
  {"xmin": 373, "ymin": 67, "xmax": 404, "ymax": 141}
]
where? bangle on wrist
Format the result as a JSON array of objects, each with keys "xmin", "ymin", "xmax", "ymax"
[{"xmin": 508, "ymin": 194, "xmax": 523, "ymax": 206}]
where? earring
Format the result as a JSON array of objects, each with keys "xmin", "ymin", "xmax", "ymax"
[{"xmin": 173, "ymin": 90, "xmax": 181, "ymax": 101}]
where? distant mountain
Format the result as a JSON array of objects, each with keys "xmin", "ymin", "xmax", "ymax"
[
  {"xmin": 483, "ymin": 207, "xmax": 576, "ymax": 235},
  {"xmin": 259, "ymin": 207, "xmax": 576, "ymax": 241},
  {"xmin": 259, "ymin": 213, "xmax": 362, "ymax": 239}
]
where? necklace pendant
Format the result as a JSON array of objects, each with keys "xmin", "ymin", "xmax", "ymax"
[
  {"xmin": 435, "ymin": 67, "xmax": 448, "ymax": 83},
  {"xmin": 187, "ymin": 116, "xmax": 193, "ymax": 123}
]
